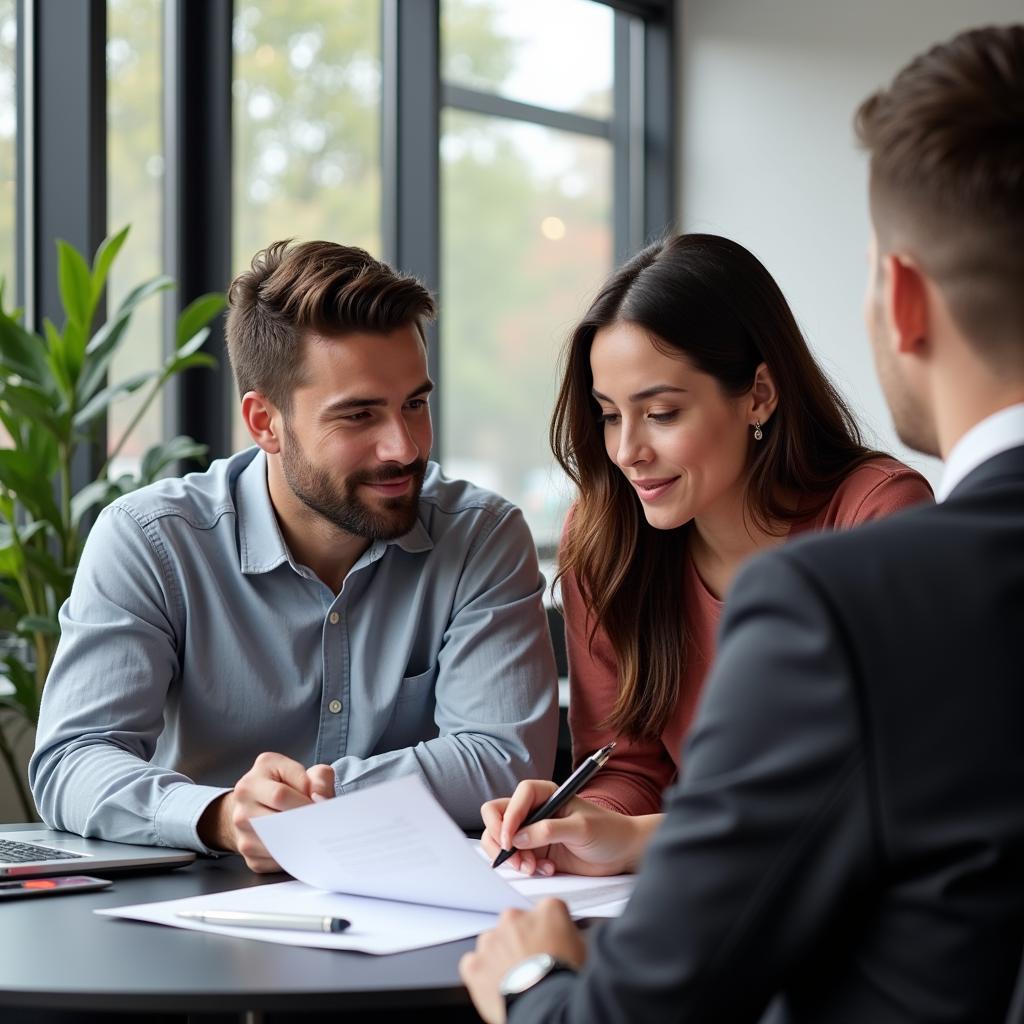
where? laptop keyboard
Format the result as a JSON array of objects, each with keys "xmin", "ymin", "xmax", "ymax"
[{"xmin": 0, "ymin": 838, "xmax": 84, "ymax": 863}]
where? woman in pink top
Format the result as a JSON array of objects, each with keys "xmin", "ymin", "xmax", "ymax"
[{"xmin": 481, "ymin": 233, "xmax": 931, "ymax": 874}]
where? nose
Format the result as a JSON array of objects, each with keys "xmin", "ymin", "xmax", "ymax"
[
  {"xmin": 377, "ymin": 415, "xmax": 420, "ymax": 466},
  {"xmin": 613, "ymin": 420, "xmax": 650, "ymax": 469}
]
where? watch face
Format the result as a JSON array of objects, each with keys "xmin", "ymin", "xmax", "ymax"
[{"xmin": 500, "ymin": 953, "xmax": 558, "ymax": 996}]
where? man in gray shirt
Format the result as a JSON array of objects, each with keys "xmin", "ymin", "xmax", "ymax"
[{"xmin": 30, "ymin": 240, "xmax": 558, "ymax": 871}]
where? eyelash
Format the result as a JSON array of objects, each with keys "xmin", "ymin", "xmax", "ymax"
[{"xmin": 598, "ymin": 411, "xmax": 678, "ymax": 426}]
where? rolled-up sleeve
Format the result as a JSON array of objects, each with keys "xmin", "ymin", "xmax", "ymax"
[
  {"xmin": 329, "ymin": 506, "xmax": 559, "ymax": 827},
  {"xmin": 29, "ymin": 506, "xmax": 227, "ymax": 852}
]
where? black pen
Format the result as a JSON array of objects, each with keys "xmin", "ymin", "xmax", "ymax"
[
  {"xmin": 492, "ymin": 742, "xmax": 616, "ymax": 869},
  {"xmin": 177, "ymin": 910, "xmax": 351, "ymax": 933}
]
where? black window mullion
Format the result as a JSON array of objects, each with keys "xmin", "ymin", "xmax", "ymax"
[
  {"xmin": 162, "ymin": 0, "xmax": 234, "ymax": 464},
  {"xmin": 28, "ymin": 0, "xmax": 107, "ymax": 490},
  {"xmin": 612, "ymin": 12, "xmax": 633, "ymax": 265},
  {"xmin": 381, "ymin": 0, "xmax": 441, "ymax": 450},
  {"xmin": 616, "ymin": 9, "xmax": 677, "ymax": 261},
  {"xmin": 442, "ymin": 84, "xmax": 611, "ymax": 140},
  {"xmin": 596, "ymin": 0, "xmax": 670, "ymax": 19},
  {"xmin": 642, "ymin": 4, "xmax": 676, "ymax": 241}
]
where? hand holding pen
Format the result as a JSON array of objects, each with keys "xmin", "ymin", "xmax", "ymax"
[
  {"xmin": 479, "ymin": 743, "xmax": 654, "ymax": 878},
  {"xmin": 491, "ymin": 742, "xmax": 616, "ymax": 869}
]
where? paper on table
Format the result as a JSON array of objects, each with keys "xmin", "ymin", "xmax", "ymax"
[
  {"xmin": 250, "ymin": 774, "xmax": 532, "ymax": 914},
  {"xmin": 97, "ymin": 879, "xmax": 500, "ymax": 955},
  {"xmin": 97, "ymin": 857, "xmax": 635, "ymax": 955},
  {"xmin": 97, "ymin": 774, "xmax": 636, "ymax": 954}
]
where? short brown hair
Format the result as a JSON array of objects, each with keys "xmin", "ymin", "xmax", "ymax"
[
  {"xmin": 226, "ymin": 240, "xmax": 436, "ymax": 412},
  {"xmin": 855, "ymin": 25, "xmax": 1024, "ymax": 365}
]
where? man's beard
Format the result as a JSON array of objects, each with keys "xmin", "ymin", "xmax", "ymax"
[{"xmin": 281, "ymin": 424, "xmax": 426, "ymax": 541}]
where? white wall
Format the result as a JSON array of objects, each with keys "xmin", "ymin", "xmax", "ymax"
[{"xmin": 676, "ymin": 0, "xmax": 1022, "ymax": 488}]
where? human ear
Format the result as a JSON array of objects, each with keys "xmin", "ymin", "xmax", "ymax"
[
  {"xmin": 241, "ymin": 392, "xmax": 283, "ymax": 453},
  {"xmin": 883, "ymin": 253, "xmax": 928, "ymax": 356},
  {"xmin": 749, "ymin": 362, "xmax": 779, "ymax": 426}
]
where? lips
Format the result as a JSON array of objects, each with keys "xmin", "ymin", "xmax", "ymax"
[
  {"xmin": 364, "ymin": 476, "xmax": 412, "ymax": 496},
  {"xmin": 631, "ymin": 477, "xmax": 679, "ymax": 502}
]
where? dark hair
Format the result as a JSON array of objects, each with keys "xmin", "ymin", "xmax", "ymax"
[
  {"xmin": 225, "ymin": 239, "xmax": 436, "ymax": 412},
  {"xmin": 855, "ymin": 24, "xmax": 1024, "ymax": 365},
  {"xmin": 551, "ymin": 233, "xmax": 879, "ymax": 740}
]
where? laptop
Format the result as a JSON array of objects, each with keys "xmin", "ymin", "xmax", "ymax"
[{"xmin": 0, "ymin": 827, "xmax": 196, "ymax": 878}]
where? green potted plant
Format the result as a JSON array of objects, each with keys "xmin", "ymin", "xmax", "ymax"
[{"xmin": 0, "ymin": 226, "xmax": 224, "ymax": 819}]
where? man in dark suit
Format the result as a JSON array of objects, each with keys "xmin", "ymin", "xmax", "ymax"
[{"xmin": 461, "ymin": 24, "xmax": 1024, "ymax": 1024}]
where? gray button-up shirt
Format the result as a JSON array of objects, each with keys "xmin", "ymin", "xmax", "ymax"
[{"xmin": 30, "ymin": 449, "xmax": 558, "ymax": 851}]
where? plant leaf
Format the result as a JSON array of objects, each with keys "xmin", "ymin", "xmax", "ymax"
[
  {"xmin": 70, "ymin": 479, "xmax": 119, "ymax": 527},
  {"xmin": 22, "ymin": 543, "xmax": 74, "ymax": 597},
  {"xmin": 176, "ymin": 293, "xmax": 225, "ymax": 350},
  {"xmin": 72, "ymin": 369, "xmax": 158, "ymax": 428},
  {"xmin": 139, "ymin": 436, "xmax": 209, "ymax": 484},
  {"xmin": 43, "ymin": 318, "xmax": 73, "ymax": 402},
  {"xmin": 0, "ymin": 542, "xmax": 24, "ymax": 577},
  {"xmin": 0, "ymin": 449, "xmax": 63, "ymax": 530},
  {"xmin": 77, "ymin": 311, "xmax": 133, "ymax": 404},
  {"xmin": 166, "ymin": 352, "xmax": 217, "ymax": 374},
  {"xmin": 107, "ymin": 275, "xmax": 174, "ymax": 328},
  {"xmin": 57, "ymin": 239, "xmax": 93, "ymax": 330},
  {"xmin": 16, "ymin": 615, "xmax": 61, "ymax": 637},
  {"xmin": 62, "ymin": 318, "xmax": 88, "ymax": 386},
  {"xmin": 173, "ymin": 327, "xmax": 209, "ymax": 361},
  {"xmin": 90, "ymin": 226, "xmax": 131, "ymax": 301},
  {"xmin": 1, "ymin": 654, "xmax": 40, "ymax": 721},
  {"xmin": 0, "ymin": 379, "xmax": 64, "ymax": 438},
  {"xmin": 0, "ymin": 308, "xmax": 49, "ymax": 385}
]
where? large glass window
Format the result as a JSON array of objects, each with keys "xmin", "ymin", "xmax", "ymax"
[
  {"xmin": 0, "ymin": 0, "xmax": 15, "ymax": 302},
  {"xmin": 443, "ymin": 0, "xmax": 613, "ymax": 118},
  {"xmin": 441, "ymin": 0, "xmax": 615, "ymax": 549},
  {"xmin": 232, "ymin": 0, "xmax": 382, "ymax": 451},
  {"xmin": 106, "ymin": 0, "xmax": 164, "ymax": 476}
]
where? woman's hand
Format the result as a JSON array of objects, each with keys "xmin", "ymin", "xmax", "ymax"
[{"xmin": 480, "ymin": 779, "xmax": 659, "ymax": 877}]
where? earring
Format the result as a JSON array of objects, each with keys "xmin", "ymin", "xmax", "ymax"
[{"xmin": 753, "ymin": 420, "xmax": 763, "ymax": 441}]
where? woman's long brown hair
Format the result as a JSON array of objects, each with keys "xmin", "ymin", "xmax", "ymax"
[{"xmin": 551, "ymin": 234, "xmax": 880, "ymax": 741}]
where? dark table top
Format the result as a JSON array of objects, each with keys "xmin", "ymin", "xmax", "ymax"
[{"xmin": 0, "ymin": 823, "xmax": 477, "ymax": 1015}]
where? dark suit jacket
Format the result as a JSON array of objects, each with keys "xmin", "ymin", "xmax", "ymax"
[{"xmin": 516, "ymin": 445, "xmax": 1024, "ymax": 1024}]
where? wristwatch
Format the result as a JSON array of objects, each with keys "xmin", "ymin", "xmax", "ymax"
[{"xmin": 499, "ymin": 952, "xmax": 576, "ymax": 1011}]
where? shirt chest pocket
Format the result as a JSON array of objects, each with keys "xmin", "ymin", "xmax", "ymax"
[
  {"xmin": 377, "ymin": 662, "xmax": 441, "ymax": 751},
  {"xmin": 397, "ymin": 662, "xmax": 439, "ymax": 702}
]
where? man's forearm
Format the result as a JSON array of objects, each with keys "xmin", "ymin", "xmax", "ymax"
[{"xmin": 31, "ymin": 740, "xmax": 228, "ymax": 852}]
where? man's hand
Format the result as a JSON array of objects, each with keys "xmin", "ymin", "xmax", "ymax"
[
  {"xmin": 197, "ymin": 752, "xmax": 336, "ymax": 872},
  {"xmin": 480, "ymin": 779, "xmax": 658, "ymax": 877},
  {"xmin": 460, "ymin": 898, "xmax": 586, "ymax": 1024}
]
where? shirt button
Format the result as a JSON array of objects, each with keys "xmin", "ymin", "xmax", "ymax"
[
  {"xmin": 329, "ymin": 612, "xmax": 340, "ymax": 625},
  {"xmin": 328, "ymin": 699, "xmax": 343, "ymax": 714}
]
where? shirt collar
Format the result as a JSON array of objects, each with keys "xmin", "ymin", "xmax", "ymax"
[
  {"xmin": 937, "ymin": 402, "xmax": 1024, "ymax": 502},
  {"xmin": 234, "ymin": 448, "xmax": 435, "ymax": 575},
  {"xmin": 235, "ymin": 448, "xmax": 294, "ymax": 575}
]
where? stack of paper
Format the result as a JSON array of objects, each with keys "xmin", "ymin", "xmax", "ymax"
[{"xmin": 98, "ymin": 775, "xmax": 635, "ymax": 953}]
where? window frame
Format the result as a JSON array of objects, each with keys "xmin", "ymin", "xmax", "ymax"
[{"xmin": 18, "ymin": 0, "xmax": 675, "ymax": 523}]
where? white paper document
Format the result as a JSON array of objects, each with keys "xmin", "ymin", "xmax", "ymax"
[
  {"xmin": 252, "ymin": 774, "xmax": 531, "ymax": 913},
  {"xmin": 98, "ymin": 774, "xmax": 635, "ymax": 954}
]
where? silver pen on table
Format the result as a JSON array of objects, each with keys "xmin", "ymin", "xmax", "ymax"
[{"xmin": 177, "ymin": 910, "xmax": 351, "ymax": 933}]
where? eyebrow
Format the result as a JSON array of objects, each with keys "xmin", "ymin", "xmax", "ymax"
[
  {"xmin": 322, "ymin": 380, "xmax": 434, "ymax": 415},
  {"xmin": 591, "ymin": 385, "xmax": 688, "ymax": 404}
]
